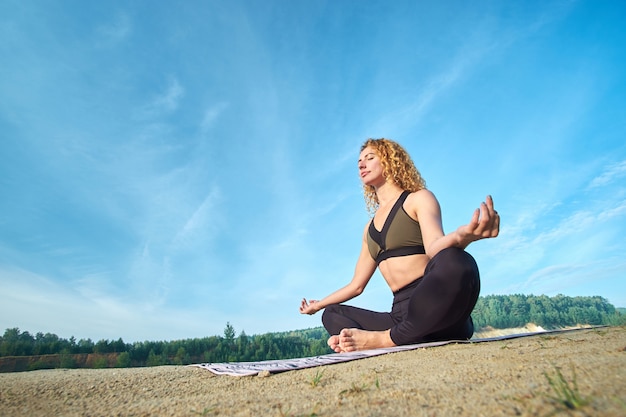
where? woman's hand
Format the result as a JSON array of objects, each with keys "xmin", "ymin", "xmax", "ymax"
[
  {"xmin": 456, "ymin": 195, "xmax": 500, "ymax": 246},
  {"xmin": 299, "ymin": 298, "xmax": 320, "ymax": 315}
]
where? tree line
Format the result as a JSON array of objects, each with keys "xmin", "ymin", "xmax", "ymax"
[
  {"xmin": 0, "ymin": 323, "xmax": 331, "ymax": 371},
  {"xmin": 1, "ymin": 294, "xmax": 624, "ymax": 372},
  {"xmin": 471, "ymin": 294, "xmax": 625, "ymax": 329}
]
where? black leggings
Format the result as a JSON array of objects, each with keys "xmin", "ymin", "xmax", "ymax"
[{"xmin": 321, "ymin": 247, "xmax": 480, "ymax": 345}]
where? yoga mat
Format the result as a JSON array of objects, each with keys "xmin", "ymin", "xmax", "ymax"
[{"xmin": 190, "ymin": 327, "xmax": 595, "ymax": 376}]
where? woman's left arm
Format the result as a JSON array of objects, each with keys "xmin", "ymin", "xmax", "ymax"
[{"xmin": 409, "ymin": 190, "xmax": 500, "ymax": 258}]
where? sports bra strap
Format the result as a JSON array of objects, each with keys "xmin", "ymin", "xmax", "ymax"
[
  {"xmin": 375, "ymin": 245, "xmax": 426, "ymax": 264},
  {"xmin": 377, "ymin": 190, "xmax": 411, "ymax": 251}
]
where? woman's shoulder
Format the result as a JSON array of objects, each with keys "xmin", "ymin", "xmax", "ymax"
[
  {"xmin": 405, "ymin": 188, "xmax": 439, "ymax": 213},
  {"xmin": 406, "ymin": 188, "xmax": 436, "ymax": 202}
]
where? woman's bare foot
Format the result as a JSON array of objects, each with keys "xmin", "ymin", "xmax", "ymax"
[
  {"xmin": 337, "ymin": 328, "xmax": 396, "ymax": 352},
  {"xmin": 327, "ymin": 335, "xmax": 341, "ymax": 353}
]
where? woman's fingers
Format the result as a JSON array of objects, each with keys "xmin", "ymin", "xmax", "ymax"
[
  {"xmin": 481, "ymin": 196, "xmax": 500, "ymax": 237},
  {"xmin": 486, "ymin": 195, "xmax": 495, "ymax": 212},
  {"xmin": 466, "ymin": 196, "xmax": 500, "ymax": 240},
  {"xmin": 486, "ymin": 195, "xmax": 500, "ymax": 237},
  {"xmin": 300, "ymin": 299, "xmax": 319, "ymax": 314},
  {"xmin": 480, "ymin": 202, "xmax": 494, "ymax": 236},
  {"xmin": 492, "ymin": 210, "xmax": 500, "ymax": 237},
  {"xmin": 470, "ymin": 207, "xmax": 480, "ymax": 229}
]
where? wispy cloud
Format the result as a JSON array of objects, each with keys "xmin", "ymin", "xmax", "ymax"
[
  {"xmin": 598, "ymin": 200, "xmax": 626, "ymax": 222},
  {"xmin": 518, "ymin": 257, "xmax": 626, "ymax": 296},
  {"xmin": 368, "ymin": 54, "xmax": 469, "ymax": 136},
  {"xmin": 369, "ymin": 3, "xmax": 575, "ymax": 139},
  {"xmin": 477, "ymin": 148, "xmax": 626, "ymax": 288},
  {"xmin": 97, "ymin": 12, "xmax": 132, "ymax": 45},
  {"xmin": 171, "ymin": 187, "xmax": 222, "ymax": 251},
  {"xmin": 0, "ymin": 265, "xmax": 228, "ymax": 341},
  {"xmin": 136, "ymin": 77, "xmax": 185, "ymax": 119},
  {"xmin": 505, "ymin": 191, "xmax": 624, "ymax": 257},
  {"xmin": 588, "ymin": 160, "xmax": 626, "ymax": 189},
  {"xmin": 531, "ymin": 210, "xmax": 594, "ymax": 245},
  {"xmin": 200, "ymin": 102, "xmax": 229, "ymax": 134}
]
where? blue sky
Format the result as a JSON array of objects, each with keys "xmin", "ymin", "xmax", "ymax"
[{"xmin": 1, "ymin": 0, "xmax": 625, "ymax": 343}]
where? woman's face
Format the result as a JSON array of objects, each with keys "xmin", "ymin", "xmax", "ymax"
[{"xmin": 358, "ymin": 146, "xmax": 385, "ymax": 187}]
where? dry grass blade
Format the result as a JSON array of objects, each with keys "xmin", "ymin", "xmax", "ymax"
[{"xmin": 543, "ymin": 364, "xmax": 589, "ymax": 411}]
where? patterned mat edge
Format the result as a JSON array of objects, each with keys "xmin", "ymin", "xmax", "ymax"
[{"xmin": 189, "ymin": 326, "xmax": 602, "ymax": 376}]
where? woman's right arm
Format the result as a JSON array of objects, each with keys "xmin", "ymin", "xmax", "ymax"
[{"xmin": 300, "ymin": 224, "xmax": 377, "ymax": 315}]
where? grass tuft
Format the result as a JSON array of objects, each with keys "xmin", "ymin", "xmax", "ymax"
[
  {"xmin": 191, "ymin": 406, "xmax": 216, "ymax": 416},
  {"xmin": 309, "ymin": 368, "xmax": 325, "ymax": 387},
  {"xmin": 339, "ymin": 373, "xmax": 381, "ymax": 398},
  {"xmin": 543, "ymin": 364, "xmax": 589, "ymax": 411},
  {"xmin": 339, "ymin": 382, "xmax": 369, "ymax": 398}
]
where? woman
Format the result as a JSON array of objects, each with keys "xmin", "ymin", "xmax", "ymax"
[{"xmin": 300, "ymin": 138, "xmax": 500, "ymax": 353}]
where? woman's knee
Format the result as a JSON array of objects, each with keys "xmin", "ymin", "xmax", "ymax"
[
  {"xmin": 430, "ymin": 247, "xmax": 479, "ymax": 279},
  {"xmin": 433, "ymin": 246, "xmax": 474, "ymax": 264},
  {"xmin": 323, "ymin": 304, "xmax": 364, "ymax": 336},
  {"xmin": 321, "ymin": 304, "xmax": 341, "ymax": 329},
  {"xmin": 322, "ymin": 304, "xmax": 341, "ymax": 318}
]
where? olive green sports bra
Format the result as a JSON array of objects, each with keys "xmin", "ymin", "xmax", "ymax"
[{"xmin": 367, "ymin": 191, "xmax": 426, "ymax": 264}]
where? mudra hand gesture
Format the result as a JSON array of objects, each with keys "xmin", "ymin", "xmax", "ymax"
[
  {"xmin": 299, "ymin": 298, "xmax": 319, "ymax": 315},
  {"xmin": 456, "ymin": 195, "xmax": 500, "ymax": 247}
]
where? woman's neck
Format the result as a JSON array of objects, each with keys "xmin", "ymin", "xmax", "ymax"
[{"xmin": 375, "ymin": 182, "xmax": 404, "ymax": 207}]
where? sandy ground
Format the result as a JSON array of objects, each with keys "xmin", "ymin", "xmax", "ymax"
[{"xmin": 1, "ymin": 326, "xmax": 624, "ymax": 417}]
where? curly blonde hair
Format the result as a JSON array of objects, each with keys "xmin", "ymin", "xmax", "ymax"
[{"xmin": 361, "ymin": 138, "xmax": 427, "ymax": 213}]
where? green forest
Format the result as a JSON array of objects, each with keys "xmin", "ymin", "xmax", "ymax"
[
  {"xmin": 471, "ymin": 294, "xmax": 624, "ymax": 329},
  {"xmin": 1, "ymin": 294, "xmax": 624, "ymax": 373}
]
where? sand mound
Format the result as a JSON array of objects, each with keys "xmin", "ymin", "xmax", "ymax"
[{"xmin": 473, "ymin": 323, "xmax": 594, "ymax": 339}]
